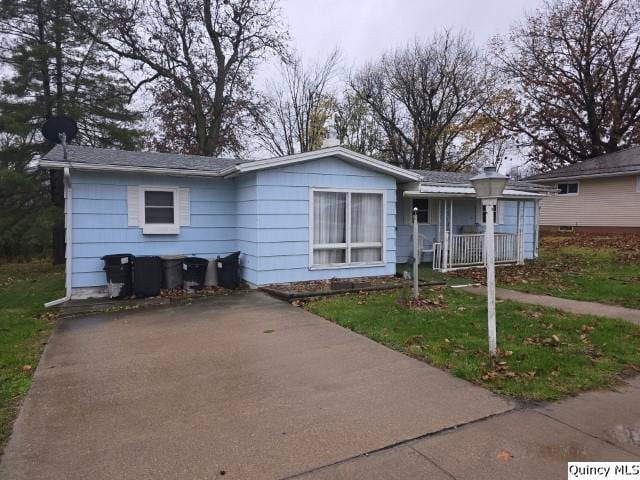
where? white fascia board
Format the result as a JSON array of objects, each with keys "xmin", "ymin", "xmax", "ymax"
[
  {"xmin": 229, "ymin": 147, "xmax": 421, "ymax": 181},
  {"xmin": 528, "ymin": 170, "xmax": 640, "ymax": 183},
  {"xmin": 404, "ymin": 188, "xmax": 543, "ymax": 199},
  {"xmin": 39, "ymin": 160, "xmax": 225, "ymax": 178}
]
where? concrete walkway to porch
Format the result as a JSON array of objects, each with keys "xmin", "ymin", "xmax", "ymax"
[{"xmin": 462, "ymin": 285, "xmax": 640, "ymax": 324}]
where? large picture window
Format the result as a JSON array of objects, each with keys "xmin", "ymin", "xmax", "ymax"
[{"xmin": 311, "ymin": 189, "xmax": 385, "ymax": 267}]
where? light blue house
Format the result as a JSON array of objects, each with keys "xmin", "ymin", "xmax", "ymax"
[{"xmin": 39, "ymin": 145, "xmax": 549, "ymax": 299}]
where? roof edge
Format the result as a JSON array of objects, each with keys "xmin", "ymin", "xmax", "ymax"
[
  {"xmin": 225, "ymin": 146, "xmax": 421, "ymax": 181},
  {"xmin": 527, "ymin": 169, "xmax": 640, "ymax": 183},
  {"xmin": 39, "ymin": 159, "xmax": 225, "ymax": 178}
]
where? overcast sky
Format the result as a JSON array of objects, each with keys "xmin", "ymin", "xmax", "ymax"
[
  {"xmin": 276, "ymin": 0, "xmax": 545, "ymax": 67},
  {"xmin": 256, "ymin": 0, "xmax": 546, "ymax": 168}
]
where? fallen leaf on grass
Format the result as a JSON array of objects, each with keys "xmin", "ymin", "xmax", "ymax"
[{"xmin": 21, "ymin": 365, "xmax": 32, "ymax": 372}]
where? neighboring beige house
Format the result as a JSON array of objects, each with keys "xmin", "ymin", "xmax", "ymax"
[{"xmin": 527, "ymin": 146, "xmax": 640, "ymax": 233}]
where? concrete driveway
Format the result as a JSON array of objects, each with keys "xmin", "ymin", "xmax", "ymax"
[{"xmin": 1, "ymin": 291, "xmax": 512, "ymax": 480}]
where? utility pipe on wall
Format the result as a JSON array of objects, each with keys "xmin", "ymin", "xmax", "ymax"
[{"xmin": 45, "ymin": 167, "xmax": 72, "ymax": 308}]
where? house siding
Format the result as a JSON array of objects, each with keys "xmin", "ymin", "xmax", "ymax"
[
  {"xmin": 69, "ymin": 157, "xmax": 399, "ymax": 292},
  {"xmin": 396, "ymin": 198, "xmax": 537, "ymax": 263},
  {"xmin": 70, "ymin": 171, "xmax": 237, "ymax": 289},
  {"xmin": 246, "ymin": 157, "xmax": 397, "ymax": 285},
  {"xmin": 538, "ymin": 175, "xmax": 640, "ymax": 228}
]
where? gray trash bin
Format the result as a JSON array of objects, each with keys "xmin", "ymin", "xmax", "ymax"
[{"xmin": 160, "ymin": 255, "xmax": 185, "ymax": 289}]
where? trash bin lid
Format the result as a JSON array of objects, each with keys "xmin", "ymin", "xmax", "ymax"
[
  {"xmin": 160, "ymin": 255, "xmax": 186, "ymax": 260},
  {"xmin": 183, "ymin": 257, "xmax": 209, "ymax": 266}
]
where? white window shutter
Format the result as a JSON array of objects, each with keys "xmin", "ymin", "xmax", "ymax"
[
  {"xmin": 497, "ymin": 200, "xmax": 505, "ymax": 224},
  {"xmin": 476, "ymin": 200, "xmax": 482, "ymax": 223},
  {"xmin": 127, "ymin": 186, "xmax": 140, "ymax": 226},
  {"xmin": 179, "ymin": 188, "xmax": 191, "ymax": 226}
]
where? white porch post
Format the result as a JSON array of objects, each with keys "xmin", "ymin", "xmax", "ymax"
[
  {"xmin": 484, "ymin": 199, "xmax": 498, "ymax": 357},
  {"xmin": 516, "ymin": 200, "xmax": 524, "ymax": 265},
  {"xmin": 412, "ymin": 207, "xmax": 419, "ymax": 299},
  {"xmin": 442, "ymin": 199, "xmax": 449, "ymax": 272}
]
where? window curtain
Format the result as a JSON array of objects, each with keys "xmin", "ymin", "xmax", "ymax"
[
  {"xmin": 351, "ymin": 193, "xmax": 382, "ymax": 262},
  {"xmin": 313, "ymin": 191, "xmax": 346, "ymax": 264}
]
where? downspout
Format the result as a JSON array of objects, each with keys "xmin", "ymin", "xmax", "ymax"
[{"xmin": 45, "ymin": 166, "xmax": 72, "ymax": 307}]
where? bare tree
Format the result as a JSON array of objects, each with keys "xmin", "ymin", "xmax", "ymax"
[
  {"xmin": 350, "ymin": 31, "xmax": 499, "ymax": 171},
  {"xmin": 333, "ymin": 91, "xmax": 386, "ymax": 157},
  {"xmin": 492, "ymin": 0, "xmax": 640, "ymax": 169},
  {"xmin": 75, "ymin": 0, "xmax": 288, "ymax": 156},
  {"xmin": 251, "ymin": 50, "xmax": 339, "ymax": 156}
]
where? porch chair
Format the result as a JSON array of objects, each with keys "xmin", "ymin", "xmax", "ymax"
[{"xmin": 410, "ymin": 233, "xmax": 436, "ymax": 264}]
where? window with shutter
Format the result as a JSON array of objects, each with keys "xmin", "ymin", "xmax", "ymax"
[{"xmin": 138, "ymin": 186, "xmax": 182, "ymax": 234}]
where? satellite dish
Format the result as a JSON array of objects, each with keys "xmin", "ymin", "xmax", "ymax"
[{"xmin": 42, "ymin": 116, "xmax": 78, "ymax": 144}]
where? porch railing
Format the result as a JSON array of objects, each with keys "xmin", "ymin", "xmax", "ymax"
[{"xmin": 441, "ymin": 232, "xmax": 520, "ymax": 270}]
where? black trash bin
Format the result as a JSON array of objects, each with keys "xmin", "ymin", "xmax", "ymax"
[
  {"xmin": 102, "ymin": 253, "xmax": 134, "ymax": 299},
  {"xmin": 216, "ymin": 251, "xmax": 241, "ymax": 289},
  {"xmin": 133, "ymin": 256, "xmax": 162, "ymax": 298},
  {"xmin": 182, "ymin": 257, "xmax": 209, "ymax": 291},
  {"xmin": 160, "ymin": 255, "xmax": 185, "ymax": 289}
]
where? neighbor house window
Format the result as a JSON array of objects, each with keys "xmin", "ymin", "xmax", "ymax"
[
  {"xmin": 557, "ymin": 182, "xmax": 579, "ymax": 195},
  {"xmin": 141, "ymin": 187, "xmax": 179, "ymax": 234},
  {"xmin": 311, "ymin": 189, "xmax": 385, "ymax": 267},
  {"xmin": 412, "ymin": 198, "xmax": 430, "ymax": 224}
]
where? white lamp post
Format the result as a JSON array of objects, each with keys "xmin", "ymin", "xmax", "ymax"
[{"xmin": 470, "ymin": 166, "xmax": 508, "ymax": 358}]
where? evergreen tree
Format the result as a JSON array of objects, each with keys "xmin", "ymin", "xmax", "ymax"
[{"xmin": 0, "ymin": 0, "xmax": 145, "ymax": 260}]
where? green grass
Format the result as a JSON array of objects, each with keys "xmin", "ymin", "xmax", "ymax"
[
  {"xmin": 397, "ymin": 262, "xmax": 475, "ymax": 286},
  {"xmin": 498, "ymin": 244, "xmax": 640, "ymax": 309},
  {"xmin": 0, "ymin": 262, "xmax": 64, "ymax": 454},
  {"xmin": 306, "ymin": 287, "xmax": 640, "ymax": 401}
]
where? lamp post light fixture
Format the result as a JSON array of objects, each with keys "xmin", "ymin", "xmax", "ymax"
[{"xmin": 470, "ymin": 166, "xmax": 508, "ymax": 358}]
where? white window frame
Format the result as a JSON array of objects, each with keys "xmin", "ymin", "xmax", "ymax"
[
  {"xmin": 140, "ymin": 186, "xmax": 180, "ymax": 234},
  {"xmin": 309, "ymin": 188, "xmax": 386, "ymax": 269},
  {"xmin": 557, "ymin": 181, "xmax": 579, "ymax": 196},
  {"xmin": 477, "ymin": 200, "xmax": 504, "ymax": 225}
]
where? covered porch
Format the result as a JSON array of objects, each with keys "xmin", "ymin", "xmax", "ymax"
[{"xmin": 397, "ymin": 183, "xmax": 543, "ymax": 272}]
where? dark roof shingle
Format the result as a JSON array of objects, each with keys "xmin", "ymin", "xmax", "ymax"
[
  {"xmin": 410, "ymin": 169, "xmax": 544, "ymax": 190},
  {"xmin": 526, "ymin": 146, "xmax": 640, "ymax": 181},
  {"xmin": 42, "ymin": 144, "xmax": 249, "ymax": 174}
]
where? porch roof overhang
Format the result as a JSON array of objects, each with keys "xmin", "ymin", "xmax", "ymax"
[{"xmin": 403, "ymin": 185, "xmax": 545, "ymax": 199}]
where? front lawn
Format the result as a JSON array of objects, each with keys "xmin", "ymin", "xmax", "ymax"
[
  {"xmin": 0, "ymin": 262, "xmax": 64, "ymax": 454},
  {"xmin": 305, "ymin": 287, "xmax": 640, "ymax": 401},
  {"xmin": 448, "ymin": 233, "xmax": 640, "ymax": 309}
]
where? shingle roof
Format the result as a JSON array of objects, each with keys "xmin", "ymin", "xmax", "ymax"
[
  {"xmin": 40, "ymin": 144, "xmax": 545, "ymax": 190},
  {"xmin": 42, "ymin": 144, "xmax": 249, "ymax": 174},
  {"xmin": 410, "ymin": 169, "xmax": 545, "ymax": 190},
  {"xmin": 525, "ymin": 146, "xmax": 640, "ymax": 181}
]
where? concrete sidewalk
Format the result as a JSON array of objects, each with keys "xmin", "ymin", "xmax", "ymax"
[
  {"xmin": 295, "ymin": 377, "xmax": 640, "ymax": 479},
  {"xmin": 463, "ymin": 285, "xmax": 640, "ymax": 324}
]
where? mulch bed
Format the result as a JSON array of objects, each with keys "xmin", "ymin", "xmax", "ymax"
[
  {"xmin": 262, "ymin": 275, "xmax": 444, "ymax": 302},
  {"xmin": 159, "ymin": 286, "xmax": 230, "ymax": 299},
  {"xmin": 57, "ymin": 286, "xmax": 238, "ymax": 317}
]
